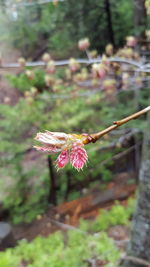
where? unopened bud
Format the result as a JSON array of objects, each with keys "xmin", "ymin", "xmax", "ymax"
[
  {"xmin": 89, "ymin": 50, "xmax": 97, "ymax": 58},
  {"xmin": 46, "ymin": 60, "xmax": 55, "ymax": 74},
  {"xmin": 36, "ymin": 214, "xmax": 42, "ymax": 220},
  {"xmin": 24, "ymin": 91, "xmax": 31, "ymax": 97},
  {"xmin": 45, "ymin": 75, "xmax": 55, "ymax": 86},
  {"xmin": 69, "ymin": 58, "xmax": 80, "ymax": 72},
  {"xmin": 103, "ymin": 79, "xmax": 116, "ymax": 93},
  {"xmin": 18, "ymin": 57, "xmax": 26, "ymax": 67},
  {"xmin": 78, "ymin": 38, "xmax": 90, "ymax": 51},
  {"xmin": 25, "ymin": 70, "xmax": 34, "ymax": 80},
  {"xmin": 4, "ymin": 97, "xmax": 11, "ymax": 104},
  {"xmin": 42, "ymin": 53, "xmax": 51, "ymax": 63},
  {"xmin": 105, "ymin": 44, "xmax": 113, "ymax": 56},
  {"xmin": 26, "ymin": 96, "xmax": 34, "ymax": 105},
  {"xmin": 126, "ymin": 36, "xmax": 137, "ymax": 47},
  {"xmin": 55, "ymin": 213, "xmax": 60, "ymax": 220},
  {"xmin": 65, "ymin": 68, "xmax": 72, "ymax": 80},
  {"xmin": 30, "ymin": 86, "xmax": 38, "ymax": 95}
]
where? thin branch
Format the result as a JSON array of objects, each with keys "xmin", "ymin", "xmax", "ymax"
[
  {"xmin": 85, "ymin": 49, "xmax": 93, "ymax": 62},
  {"xmin": 88, "ymin": 128, "xmax": 141, "ymax": 152},
  {"xmin": 83, "ymin": 106, "xmax": 150, "ymax": 144},
  {"xmin": 48, "ymin": 218, "xmax": 86, "ymax": 233},
  {"xmin": 115, "ymin": 254, "xmax": 150, "ymax": 267}
]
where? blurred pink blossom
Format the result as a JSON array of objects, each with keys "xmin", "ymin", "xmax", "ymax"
[
  {"xmin": 126, "ymin": 36, "xmax": 137, "ymax": 47},
  {"xmin": 78, "ymin": 38, "xmax": 90, "ymax": 51}
]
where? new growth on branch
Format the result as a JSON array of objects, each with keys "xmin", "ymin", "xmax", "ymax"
[{"xmin": 34, "ymin": 106, "xmax": 150, "ymax": 171}]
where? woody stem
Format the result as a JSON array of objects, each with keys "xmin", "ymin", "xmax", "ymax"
[{"xmin": 83, "ymin": 106, "xmax": 150, "ymax": 144}]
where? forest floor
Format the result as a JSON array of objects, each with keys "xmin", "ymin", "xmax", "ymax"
[{"xmin": 12, "ymin": 170, "xmax": 136, "ymax": 249}]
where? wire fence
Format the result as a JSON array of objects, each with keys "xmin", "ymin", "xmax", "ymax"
[
  {"xmin": 0, "ymin": 57, "xmax": 150, "ymax": 73},
  {"xmin": 7, "ymin": 0, "xmax": 65, "ymax": 8}
]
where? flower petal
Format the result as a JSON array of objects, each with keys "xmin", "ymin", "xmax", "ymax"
[
  {"xmin": 46, "ymin": 131, "xmax": 68, "ymax": 139},
  {"xmin": 34, "ymin": 132, "xmax": 66, "ymax": 145},
  {"xmin": 56, "ymin": 150, "xmax": 70, "ymax": 169},
  {"xmin": 70, "ymin": 143, "xmax": 88, "ymax": 170},
  {"xmin": 34, "ymin": 145, "xmax": 61, "ymax": 153}
]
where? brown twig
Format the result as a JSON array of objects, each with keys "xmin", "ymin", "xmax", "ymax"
[
  {"xmin": 115, "ymin": 254, "xmax": 150, "ymax": 267},
  {"xmin": 83, "ymin": 106, "xmax": 150, "ymax": 145},
  {"xmin": 48, "ymin": 218, "xmax": 86, "ymax": 233}
]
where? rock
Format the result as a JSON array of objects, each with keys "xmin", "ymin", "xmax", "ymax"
[{"xmin": 0, "ymin": 222, "xmax": 16, "ymax": 250}]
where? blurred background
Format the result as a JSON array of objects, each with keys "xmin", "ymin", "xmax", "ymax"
[{"xmin": 0, "ymin": 0, "xmax": 150, "ymax": 266}]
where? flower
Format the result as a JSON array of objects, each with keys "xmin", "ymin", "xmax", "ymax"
[
  {"xmin": 69, "ymin": 58, "xmax": 80, "ymax": 72},
  {"xmin": 103, "ymin": 79, "xmax": 116, "ymax": 93},
  {"xmin": 18, "ymin": 57, "xmax": 26, "ymax": 67},
  {"xmin": 126, "ymin": 36, "xmax": 137, "ymax": 47},
  {"xmin": 92, "ymin": 63, "xmax": 108, "ymax": 79},
  {"xmin": 78, "ymin": 38, "xmax": 90, "ymax": 51},
  {"xmin": 70, "ymin": 143, "xmax": 88, "ymax": 170},
  {"xmin": 34, "ymin": 131, "xmax": 88, "ymax": 170},
  {"xmin": 105, "ymin": 44, "xmax": 113, "ymax": 56},
  {"xmin": 42, "ymin": 53, "xmax": 51, "ymax": 63},
  {"xmin": 46, "ymin": 60, "xmax": 55, "ymax": 74},
  {"xmin": 25, "ymin": 70, "xmax": 34, "ymax": 80}
]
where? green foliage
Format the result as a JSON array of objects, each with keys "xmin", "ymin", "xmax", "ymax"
[
  {"xmin": 79, "ymin": 198, "xmax": 135, "ymax": 233},
  {"xmin": 91, "ymin": 198, "xmax": 135, "ymax": 232},
  {"xmin": 1, "ymin": 0, "xmax": 149, "ymax": 57},
  {"xmin": 0, "ymin": 159, "xmax": 49, "ymax": 224},
  {"xmin": 0, "ymin": 230, "xmax": 120, "ymax": 267},
  {"xmin": 0, "ymin": 91, "xmax": 112, "ymax": 222},
  {"xmin": 7, "ymin": 69, "xmax": 45, "ymax": 92},
  {"xmin": 0, "ymin": 200, "xmax": 136, "ymax": 265},
  {"xmin": 111, "ymin": 0, "xmax": 134, "ymax": 46}
]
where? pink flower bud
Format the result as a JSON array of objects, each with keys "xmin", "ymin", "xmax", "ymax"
[
  {"xmin": 42, "ymin": 53, "xmax": 51, "ymax": 63},
  {"xmin": 45, "ymin": 75, "xmax": 55, "ymax": 87},
  {"xmin": 97, "ymin": 65, "xmax": 107, "ymax": 79},
  {"xmin": 92, "ymin": 63, "xmax": 107, "ymax": 79},
  {"xmin": 89, "ymin": 50, "xmax": 97, "ymax": 58},
  {"xmin": 56, "ymin": 150, "xmax": 69, "ymax": 169},
  {"xmin": 105, "ymin": 44, "xmax": 113, "ymax": 56},
  {"xmin": 25, "ymin": 70, "xmax": 34, "ymax": 80},
  {"xmin": 103, "ymin": 79, "xmax": 116, "ymax": 93},
  {"xmin": 30, "ymin": 87, "xmax": 38, "ymax": 95},
  {"xmin": 34, "ymin": 144, "xmax": 61, "ymax": 153},
  {"xmin": 34, "ymin": 131, "xmax": 88, "ymax": 170},
  {"xmin": 70, "ymin": 143, "xmax": 88, "ymax": 170},
  {"xmin": 69, "ymin": 58, "xmax": 80, "ymax": 72},
  {"xmin": 78, "ymin": 38, "xmax": 90, "ymax": 51},
  {"xmin": 18, "ymin": 57, "xmax": 26, "ymax": 67},
  {"xmin": 46, "ymin": 60, "xmax": 55, "ymax": 74},
  {"xmin": 146, "ymin": 30, "xmax": 150, "ymax": 41},
  {"xmin": 126, "ymin": 36, "xmax": 137, "ymax": 47}
]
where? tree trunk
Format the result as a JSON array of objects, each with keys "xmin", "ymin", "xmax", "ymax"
[
  {"xmin": 123, "ymin": 111, "xmax": 150, "ymax": 267},
  {"xmin": 134, "ymin": 0, "xmax": 147, "ymax": 38},
  {"xmin": 47, "ymin": 156, "xmax": 57, "ymax": 205},
  {"xmin": 105, "ymin": 0, "xmax": 115, "ymax": 45}
]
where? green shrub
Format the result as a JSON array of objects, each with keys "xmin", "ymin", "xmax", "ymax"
[
  {"xmin": 0, "ymin": 230, "xmax": 120, "ymax": 267},
  {"xmin": 91, "ymin": 198, "xmax": 135, "ymax": 232},
  {"xmin": 7, "ymin": 69, "xmax": 45, "ymax": 93}
]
